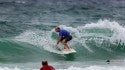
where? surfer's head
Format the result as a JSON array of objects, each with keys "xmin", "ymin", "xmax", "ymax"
[
  {"xmin": 55, "ymin": 26, "xmax": 60, "ymax": 32},
  {"xmin": 42, "ymin": 60, "xmax": 48, "ymax": 66}
]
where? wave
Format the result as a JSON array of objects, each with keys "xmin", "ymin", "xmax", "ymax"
[
  {"xmin": 0, "ymin": 0, "xmax": 125, "ymax": 28},
  {"xmin": 0, "ymin": 65, "xmax": 125, "ymax": 70},
  {"xmin": 14, "ymin": 20, "xmax": 125, "ymax": 60},
  {"xmin": 0, "ymin": 19, "xmax": 125, "ymax": 62},
  {"xmin": 0, "ymin": 39, "xmax": 47, "ymax": 63}
]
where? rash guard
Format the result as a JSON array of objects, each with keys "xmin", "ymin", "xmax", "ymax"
[
  {"xmin": 59, "ymin": 29, "xmax": 70, "ymax": 37},
  {"xmin": 40, "ymin": 65, "xmax": 55, "ymax": 70}
]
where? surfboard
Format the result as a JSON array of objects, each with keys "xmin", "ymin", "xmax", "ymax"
[
  {"xmin": 53, "ymin": 46, "xmax": 76, "ymax": 54},
  {"xmin": 61, "ymin": 48, "xmax": 76, "ymax": 54},
  {"xmin": 56, "ymin": 48, "xmax": 76, "ymax": 54}
]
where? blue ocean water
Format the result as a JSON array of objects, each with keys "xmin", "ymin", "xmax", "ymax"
[{"xmin": 0, "ymin": 0, "xmax": 125, "ymax": 70}]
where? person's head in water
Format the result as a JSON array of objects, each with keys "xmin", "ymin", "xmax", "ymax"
[
  {"xmin": 42, "ymin": 60, "xmax": 48, "ymax": 66},
  {"xmin": 55, "ymin": 26, "xmax": 60, "ymax": 32}
]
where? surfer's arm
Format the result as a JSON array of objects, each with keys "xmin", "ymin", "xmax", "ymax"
[{"xmin": 56, "ymin": 36, "xmax": 62, "ymax": 46}]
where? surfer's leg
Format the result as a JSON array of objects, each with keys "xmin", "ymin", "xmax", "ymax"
[{"xmin": 62, "ymin": 39, "xmax": 71, "ymax": 50}]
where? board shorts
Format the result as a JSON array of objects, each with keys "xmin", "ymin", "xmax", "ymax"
[{"xmin": 61, "ymin": 35, "xmax": 72, "ymax": 42}]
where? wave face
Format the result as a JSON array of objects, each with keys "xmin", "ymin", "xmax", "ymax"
[
  {"xmin": 0, "ymin": 39, "xmax": 43, "ymax": 62},
  {"xmin": 0, "ymin": 20, "xmax": 121, "ymax": 63}
]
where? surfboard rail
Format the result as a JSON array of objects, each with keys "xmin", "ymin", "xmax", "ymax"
[{"xmin": 61, "ymin": 48, "xmax": 76, "ymax": 54}]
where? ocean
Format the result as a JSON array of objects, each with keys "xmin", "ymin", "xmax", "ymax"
[{"xmin": 0, "ymin": 0, "xmax": 125, "ymax": 70}]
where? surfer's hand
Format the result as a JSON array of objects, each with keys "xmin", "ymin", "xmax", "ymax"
[{"xmin": 55, "ymin": 44, "xmax": 58, "ymax": 47}]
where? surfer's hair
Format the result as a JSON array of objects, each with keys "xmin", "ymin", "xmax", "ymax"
[
  {"xmin": 42, "ymin": 60, "xmax": 48, "ymax": 65},
  {"xmin": 55, "ymin": 26, "xmax": 60, "ymax": 30}
]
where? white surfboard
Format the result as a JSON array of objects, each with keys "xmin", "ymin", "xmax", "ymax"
[
  {"xmin": 52, "ymin": 46, "xmax": 76, "ymax": 54},
  {"xmin": 61, "ymin": 48, "xmax": 76, "ymax": 54}
]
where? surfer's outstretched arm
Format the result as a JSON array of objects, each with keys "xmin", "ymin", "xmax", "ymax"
[{"xmin": 55, "ymin": 36, "xmax": 62, "ymax": 47}]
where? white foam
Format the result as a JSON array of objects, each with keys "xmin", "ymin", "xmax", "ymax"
[
  {"xmin": 0, "ymin": 67, "xmax": 20, "ymax": 70},
  {"xmin": 0, "ymin": 66, "xmax": 125, "ymax": 70},
  {"xmin": 14, "ymin": 29, "xmax": 68, "ymax": 54},
  {"xmin": 79, "ymin": 19, "xmax": 125, "ymax": 43},
  {"xmin": 58, "ymin": 66, "xmax": 125, "ymax": 70},
  {"xmin": 75, "ymin": 19, "xmax": 125, "ymax": 52}
]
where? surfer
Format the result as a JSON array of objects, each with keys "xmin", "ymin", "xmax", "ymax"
[
  {"xmin": 40, "ymin": 60, "xmax": 55, "ymax": 70},
  {"xmin": 55, "ymin": 26, "xmax": 72, "ymax": 51}
]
